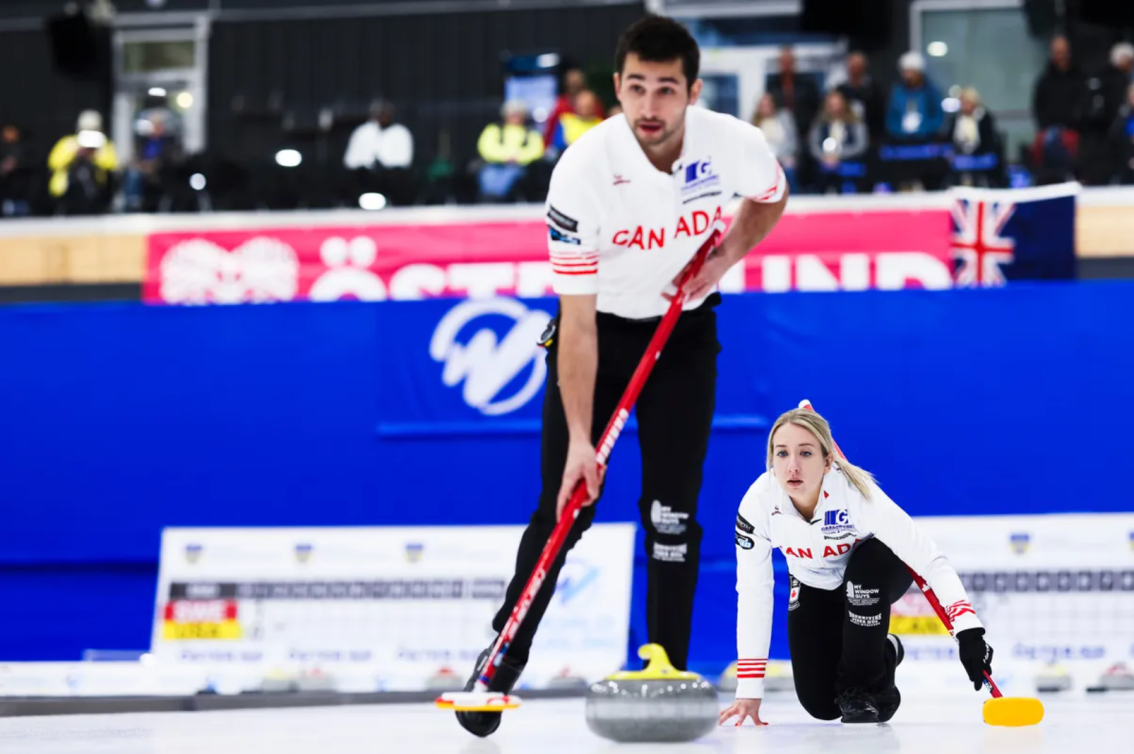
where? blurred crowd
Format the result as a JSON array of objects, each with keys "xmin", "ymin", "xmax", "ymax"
[
  {"xmin": 1, "ymin": 105, "xmax": 189, "ymax": 217},
  {"xmin": 755, "ymin": 37, "xmax": 1134, "ymax": 196},
  {"xmin": 1, "ymin": 35, "xmax": 1132, "ymax": 218}
]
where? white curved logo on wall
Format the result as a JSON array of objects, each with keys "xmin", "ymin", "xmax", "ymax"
[
  {"xmin": 430, "ymin": 298, "xmax": 551, "ymax": 416},
  {"xmin": 159, "ymin": 237, "xmax": 300, "ymax": 304},
  {"xmin": 308, "ymin": 236, "xmax": 387, "ymax": 301}
]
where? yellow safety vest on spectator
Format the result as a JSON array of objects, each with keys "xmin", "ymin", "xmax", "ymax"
[
  {"xmin": 477, "ymin": 123, "xmax": 544, "ymax": 166},
  {"xmin": 47, "ymin": 135, "xmax": 119, "ymax": 198},
  {"xmin": 557, "ymin": 112, "xmax": 602, "ymax": 147}
]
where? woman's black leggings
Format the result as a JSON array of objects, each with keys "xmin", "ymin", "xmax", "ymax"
[{"xmin": 787, "ymin": 538, "xmax": 914, "ymax": 720}]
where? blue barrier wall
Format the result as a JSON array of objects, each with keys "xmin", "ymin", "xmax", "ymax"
[{"xmin": 2, "ymin": 281, "xmax": 1132, "ymax": 672}]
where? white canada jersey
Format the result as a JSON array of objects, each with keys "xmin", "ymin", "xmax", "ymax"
[
  {"xmin": 732, "ymin": 467, "xmax": 983, "ymax": 699},
  {"xmin": 545, "ymin": 107, "xmax": 785, "ymax": 320}
]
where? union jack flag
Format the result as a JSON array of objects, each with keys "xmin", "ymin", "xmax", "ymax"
[
  {"xmin": 950, "ymin": 185, "xmax": 1078, "ymax": 287},
  {"xmin": 951, "ymin": 197, "xmax": 1015, "ymax": 287}
]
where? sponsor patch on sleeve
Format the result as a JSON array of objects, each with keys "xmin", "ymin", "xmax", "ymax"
[
  {"xmin": 548, "ymin": 226, "xmax": 581, "ymax": 245},
  {"xmin": 736, "ymin": 533, "xmax": 755, "ymax": 550},
  {"xmin": 547, "ymin": 205, "xmax": 579, "ymax": 233},
  {"xmin": 736, "ymin": 513, "xmax": 755, "ymax": 534}
]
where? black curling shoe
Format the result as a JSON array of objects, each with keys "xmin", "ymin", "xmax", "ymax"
[
  {"xmin": 876, "ymin": 684, "xmax": 901, "ymax": 723},
  {"xmin": 877, "ymin": 634, "xmax": 904, "ymax": 722},
  {"xmin": 837, "ymin": 687, "xmax": 881, "ymax": 724},
  {"xmin": 455, "ymin": 646, "xmax": 527, "ymax": 738}
]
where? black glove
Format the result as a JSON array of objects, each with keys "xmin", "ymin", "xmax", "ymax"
[{"xmin": 956, "ymin": 627, "xmax": 993, "ymax": 691}]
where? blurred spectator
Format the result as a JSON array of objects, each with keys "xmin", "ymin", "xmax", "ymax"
[
  {"xmin": 752, "ymin": 92, "xmax": 799, "ymax": 192},
  {"xmin": 543, "ymin": 67, "xmax": 605, "ymax": 146},
  {"xmin": 836, "ymin": 52, "xmax": 885, "ymax": 143},
  {"xmin": 476, "ymin": 100, "xmax": 545, "ymax": 202},
  {"xmin": 945, "ymin": 88, "xmax": 999, "ymax": 155},
  {"xmin": 549, "ymin": 89, "xmax": 603, "ymax": 155},
  {"xmin": 47, "ymin": 110, "xmax": 119, "ymax": 215},
  {"xmin": 344, "ymin": 99, "xmax": 414, "ymax": 170},
  {"xmin": 1103, "ymin": 43, "xmax": 1134, "ymax": 116},
  {"xmin": 1079, "ymin": 43, "xmax": 1134, "ymax": 185},
  {"xmin": 124, "ymin": 110, "xmax": 182, "ymax": 212},
  {"xmin": 943, "ymin": 88, "xmax": 1004, "ymax": 187},
  {"xmin": 809, "ymin": 90, "xmax": 867, "ymax": 194},
  {"xmin": 0, "ymin": 123, "xmax": 31, "ymax": 217},
  {"xmin": 344, "ymin": 99, "xmax": 416, "ymax": 206},
  {"xmin": 767, "ymin": 47, "xmax": 821, "ymax": 141},
  {"xmin": 886, "ymin": 52, "xmax": 944, "ymax": 143},
  {"xmin": 1110, "ymin": 83, "xmax": 1134, "ymax": 184},
  {"xmin": 1033, "ymin": 36, "xmax": 1086, "ymax": 130},
  {"xmin": 1031, "ymin": 36, "xmax": 1086, "ymax": 184}
]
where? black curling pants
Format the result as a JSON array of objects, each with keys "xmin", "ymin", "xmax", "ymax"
[
  {"xmin": 491, "ymin": 295, "xmax": 721, "ymax": 672},
  {"xmin": 788, "ymin": 538, "xmax": 914, "ymax": 720}
]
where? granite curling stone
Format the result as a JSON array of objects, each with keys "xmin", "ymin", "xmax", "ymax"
[{"xmin": 585, "ymin": 643, "xmax": 719, "ymax": 743}]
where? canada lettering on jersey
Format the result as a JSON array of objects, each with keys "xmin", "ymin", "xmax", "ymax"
[
  {"xmin": 612, "ymin": 207, "xmax": 724, "ymax": 250},
  {"xmin": 783, "ymin": 540, "xmax": 859, "ymax": 559}
]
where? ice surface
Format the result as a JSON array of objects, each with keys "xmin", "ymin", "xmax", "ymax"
[{"xmin": 1, "ymin": 690, "xmax": 1130, "ymax": 754}]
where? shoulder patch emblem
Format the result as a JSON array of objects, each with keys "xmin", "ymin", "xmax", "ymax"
[{"xmin": 547, "ymin": 205, "xmax": 579, "ymax": 233}]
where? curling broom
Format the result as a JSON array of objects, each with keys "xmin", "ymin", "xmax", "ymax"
[{"xmin": 436, "ymin": 227, "xmax": 725, "ymax": 713}]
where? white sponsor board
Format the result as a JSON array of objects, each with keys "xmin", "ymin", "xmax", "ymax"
[
  {"xmin": 150, "ymin": 524, "xmax": 635, "ymax": 692},
  {"xmin": 892, "ymin": 513, "xmax": 1134, "ymax": 680}
]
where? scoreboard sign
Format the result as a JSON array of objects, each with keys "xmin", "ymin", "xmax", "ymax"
[
  {"xmin": 150, "ymin": 525, "xmax": 636, "ymax": 691},
  {"xmin": 891, "ymin": 513, "xmax": 1134, "ymax": 667}
]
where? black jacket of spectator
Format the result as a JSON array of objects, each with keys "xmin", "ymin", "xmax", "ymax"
[
  {"xmin": 1032, "ymin": 61, "xmax": 1087, "ymax": 130},
  {"xmin": 767, "ymin": 73, "xmax": 822, "ymax": 139},
  {"xmin": 836, "ymin": 77, "xmax": 885, "ymax": 142},
  {"xmin": 1076, "ymin": 67, "xmax": 1129, "ymax": 135},
  {"xmin": 1101, "ymin": 66, "xmax": 1133, "ymax": 127}
]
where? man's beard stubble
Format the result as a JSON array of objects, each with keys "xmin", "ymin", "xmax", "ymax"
[{"xmin": 632, "ymin": 118, "xmax": 681, "ymax": 150}]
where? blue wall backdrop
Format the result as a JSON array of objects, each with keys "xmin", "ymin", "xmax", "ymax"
[{"xmin": 1, "ymin": 281, "xmax": 1132, "ymax": 673}]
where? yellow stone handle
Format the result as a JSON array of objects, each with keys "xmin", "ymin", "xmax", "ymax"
[
  {"xmin": 638, "ymin": 643, "xmax": 677, "ymax": 675},
  {"xmin": 604, "ymin": 644, "xmax": 701, "ymax": 681}
]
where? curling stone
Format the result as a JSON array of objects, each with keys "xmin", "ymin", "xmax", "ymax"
[
  {"xmin": 717, "ymin": 662, "xmax": 738, "ymax": 692},
  {"xmin": 764, "ymin": 661, "xmax": 795, "ymax": 692},
  {"xmin": 425, "ymin": 666, "xmax": 465, "ymax": 692},
  {"xmin": 260, "ymin": 669, "xmax": 297, "ymax": 693},
  {"xmin": 1087, "ymin": 662, "xmax": 1134, "ymax": 693},
  {"xmin": 585, "ymin": 643, "xmax": 719, "ymax": 743},
  {"xmin": 547, "ymin": 666, "xmax": 589, "ymax": 691},
  {"xmin": 1034, "ymin": 662, "xmax": 1072, "ymax": 693},
  {"xmin": 295, "ymin": 670, "xmax": 336, "ymax": 693}
]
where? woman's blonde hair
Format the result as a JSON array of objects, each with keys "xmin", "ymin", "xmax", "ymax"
[
  {"xmin": 752, "ymin": 93, "xmax": 777, "ymax": 127},
  {"xmin": 766, "ymin": 408, "xmax": 875, "ymax": 499}
]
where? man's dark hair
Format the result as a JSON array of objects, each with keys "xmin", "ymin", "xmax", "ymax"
[{"xmin": 615, "ymin": 15, "xmax": 700, "ymax": 89}]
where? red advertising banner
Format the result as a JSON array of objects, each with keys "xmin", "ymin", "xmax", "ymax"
[{"xmin": 144, "ymin": 209, "xmax": 952, "ymax": 304}]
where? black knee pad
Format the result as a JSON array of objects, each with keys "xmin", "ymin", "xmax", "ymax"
[{"xmin": 843, "ymin": 538, "xmax": 891, "ymax": 581}]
